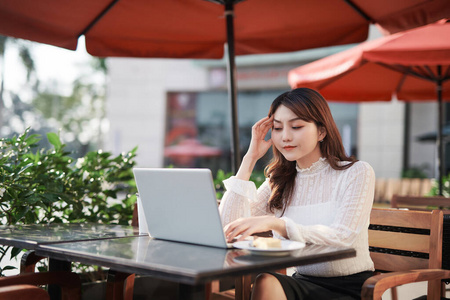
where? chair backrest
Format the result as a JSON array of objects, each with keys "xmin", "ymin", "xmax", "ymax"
[
  {"xmin": 369, "ymin": 208, "xmax": 444, "ymax": 271},
  {"xmin": 391, "ymin": 194, "xmax": 450, "ymax": 212},
  {"xmin": 369, "ymin": 208, "xmax": 444, "ymax": 298}
]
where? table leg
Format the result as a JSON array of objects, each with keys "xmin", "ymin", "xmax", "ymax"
[
  {"xmin": 235, "ymin": 275, "xmax": 252, "ymax": 300},
  {"xmin": 179, "ymin": 283, "xmax": 206, "ymax": 300},
  {"xmin": 106, "ymin": 269, "xmax": 136, "ymax": 300},
  {"xmin": 48, "ymin": 258, "xmax": 71, "ymax": 300}
]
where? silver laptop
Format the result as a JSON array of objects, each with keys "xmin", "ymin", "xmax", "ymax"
[{"xmin": 133, "ymin": 168, "xmax": 232, "ymax": 248}]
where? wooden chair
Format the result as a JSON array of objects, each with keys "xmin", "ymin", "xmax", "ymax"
[
  {"xmin": 0, "ymin": 271, "xmax": 81, "ymax": 300},
  {"xmin": 391, "ymin": 194, "xmax": 450, "ymax": 212},
  {"xmin": 390, "ymin": 194, "xmax": 450, "ymax": 299},
  {"xmin": 362, "ymin": 208, "xmax": 450, "ymax": 300},
  {"xmin": 20, "ymin": 250, "xmax": 47, "ymax": 274}
]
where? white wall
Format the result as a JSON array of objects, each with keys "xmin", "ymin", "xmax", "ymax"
[
  {"xmin": 105, "ymin": 58, "xmax": 208, "ymax": 168},
  {"xmin": 358, "ymin": 101, "xmax": 405, "ymax": 178}
]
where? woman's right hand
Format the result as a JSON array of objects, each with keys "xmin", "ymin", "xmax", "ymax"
[
  {"xmin": 246, "ymin": 116, "xmax": 274, "ymax": 161},
  {"xmin": 235, "ymin": 116, "xmax": 273, "ymax": 181}
]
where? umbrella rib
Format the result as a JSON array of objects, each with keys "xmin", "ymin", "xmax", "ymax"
[
  {"xmin": 342, "ymin": 0, "xmax": 374, "ymax": 22},
  {"xmin": 394, "ymin": 73, "xmax": 408, "ymax": 96},
  {"xmin": 376, "ymin": 63, "xmax": 437, "ymax": 83},
  {"xmin": 408, "ymin": 66, "xmax": 429, "ymax": 79},
  {"xmin": 423, "ymin": 65, "xmax": 438, "ymax": 80},
  {"xmin": 78, "ymin": 0, "xmax": 120, "ymax": 37},
  {"xmin": 407, "ymin": 66, "xmax": 433, "ymax": 80},
  {"xmin": 443, "ymin": 66, "xmax": 450, "ymax": 82}
]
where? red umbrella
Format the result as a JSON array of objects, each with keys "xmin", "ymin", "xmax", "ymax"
[
  {"xmin": 1, "ymin": 0, "xmax": 448, "ymax": 172},
  {"xmin": 164, "ymin": 138, "xmax": 222, "ymax": 166},
  {"xmin": 165, "ymin": 139, "xmax": 222, "ymax": 156},
  {"xmin": 2, "ymin": 0, "xmax": 448, "ymax": 57},
  {"xmin": 288, "ymin": 19, "xmax": 450, "ymax": 194}
]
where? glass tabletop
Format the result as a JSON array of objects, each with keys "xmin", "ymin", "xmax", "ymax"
[
  {"xmin": 36, "ymin": 236, "xmax": 355, "ymax": 285},
  {"xmin": 0, "ymin": 223, "xmax": 142, "ymax": 249}
]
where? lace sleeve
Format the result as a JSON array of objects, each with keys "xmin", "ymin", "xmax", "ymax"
[
  {"xmin": 283, "ymin": 161, "xmax": 375, "ymax": 247},
  {"xmin": 218, "ymin": 177, "xmax": 272, "ymax": 226}
]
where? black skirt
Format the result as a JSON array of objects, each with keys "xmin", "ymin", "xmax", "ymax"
[{"xmin": 268, "ymin": 271, "xmax": 375, "ymax": 300}]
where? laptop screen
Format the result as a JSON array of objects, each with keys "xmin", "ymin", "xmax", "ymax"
[{"xmin": 133, "ymin": 168, "xmax": 229, "ymax": 248}]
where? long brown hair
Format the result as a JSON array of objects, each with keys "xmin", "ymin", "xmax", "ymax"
[{"xmin": 265, "ymin": 88, "xmax": 357, "ymax": 214}]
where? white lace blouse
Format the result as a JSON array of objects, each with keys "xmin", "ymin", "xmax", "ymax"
[{"xmin": 219, "ymin": 157, "xmax": 375, "ymax": 277}]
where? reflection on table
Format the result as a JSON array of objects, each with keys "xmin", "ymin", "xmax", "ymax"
[
  {"xmin": 0, "ymin": 223, "xmax": 142, "ymax": 249},
  {"xmin": 36, "ymin": 235, "xmax": 355, "ymax": 285}
]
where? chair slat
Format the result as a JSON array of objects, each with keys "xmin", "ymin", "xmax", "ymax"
[
  {"xmin": 369, "ymin": 231, "xmax": 430, "ymax": 253},
  {"xmin": 370, "ymin": 208, "xmax": 432, "ymax": 229},
  {"xmin": 370, "ymin": 251, "xmax": 429, "ymax": 272},
  {"xmin": 392, "ymin": 195, "xmax": 450, "ymax": 208}
]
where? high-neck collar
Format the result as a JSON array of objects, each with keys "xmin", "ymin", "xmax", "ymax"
[{"xmin": 296, "ymin": 157, "xmax": 327, "ymax": 174}]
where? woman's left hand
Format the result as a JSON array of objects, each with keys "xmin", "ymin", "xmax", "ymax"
[{"xmin": 224, "ymin": 215, "xmax": 286, "ymax": 242}]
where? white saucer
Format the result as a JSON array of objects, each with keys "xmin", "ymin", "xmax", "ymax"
[{"xmin": 233, "ymin": 240, "xmax": 305, "ymax": 256}]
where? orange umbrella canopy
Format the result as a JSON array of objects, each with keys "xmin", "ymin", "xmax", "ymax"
[
  {"xmin": 288, "ymin": 19, "xmax": 450, "ymax": 194},
  {"xmin": 0, "ymin": 0, "xmax": 449, "ymax": 59},
  {"xmin": 288, "ymin": 19, "xmax": 450, "ymax": 102},
  {"xmin": 1, "ymin": 0, "xmax": 448, "ymax": 172}
]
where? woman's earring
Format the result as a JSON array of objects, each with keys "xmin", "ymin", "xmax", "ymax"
[{"xmin": 320, "ymin": 140, "xmax": 324, "ymax": 143}]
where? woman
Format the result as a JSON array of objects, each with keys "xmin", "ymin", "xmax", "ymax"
[{"xmin": 219, "ymin": 88, "xmax": 375, "ymax": 300}]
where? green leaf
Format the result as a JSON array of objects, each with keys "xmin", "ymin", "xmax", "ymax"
[
  {"xmin": 0, "ymin": 247, "xmax": 8, "ymax": 257},
  {"xmin": 17, "ymin": 163, "xmax": 34, "ymax": 175},
  {"xmin": 24, "ymin": 134, "xmax": 41, "ymax": 146},
  {"xmin": 10, "ymin": 247, "xmax": 23, "ymax": 259},
  {"xmin": 1, "ymin": 265, "xmax": 17, "ymax": 271},
  {"xmin": 37, "ymin": 266, "xmax": 48, "ymax": 272},
  {"xmin": 46, "ymin": 132, "xmax": 62, "ymax": 151},
  {"xmin": 14, "ymin": 206, "xmax": 30, "ymax": 223}
]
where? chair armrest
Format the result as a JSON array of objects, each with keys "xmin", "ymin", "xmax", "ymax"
[
  {"xmin": 0, "ymin": 284, "xmax": 50, "ymax": 300},
  {"xmin": 20, "ymin": 250, "xmax": 46, "ymax": 273},
  {"xmin": 0, "ymin": 271, "xmax": 81, "ymax": 300},
  {"xmin": 361, "ymin": 269, "xmax": 450, "ymax": 300}
]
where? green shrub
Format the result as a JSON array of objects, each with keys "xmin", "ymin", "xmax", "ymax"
[
  {"xmin": 0, "ymin": 128, "xmax": 137, "ymax": 275},
  {"xmin": 401, "ymin": 166, "xmax": 428, "ymax": 179},
  {"xmin": 428, "ymin": 175, "xmax": 450, "ymax": 197}
]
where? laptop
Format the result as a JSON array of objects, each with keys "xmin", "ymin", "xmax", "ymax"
[{"xmin": 133, "ymin": 168, "xmax": 233, "ymax": 249}]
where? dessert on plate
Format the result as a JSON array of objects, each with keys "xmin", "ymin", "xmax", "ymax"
[{"xmin": 252, "ymin": 237, "xmax": 282, "ymax": 249}]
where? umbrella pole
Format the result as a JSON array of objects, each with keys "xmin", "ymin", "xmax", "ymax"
[
  {"xmin": 437, "ymin": 65, "xmax": 444, "ymax": 196},
  {"xmin": 225, "ymin": 1, "xmax": 241, "ymax": 173}
]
